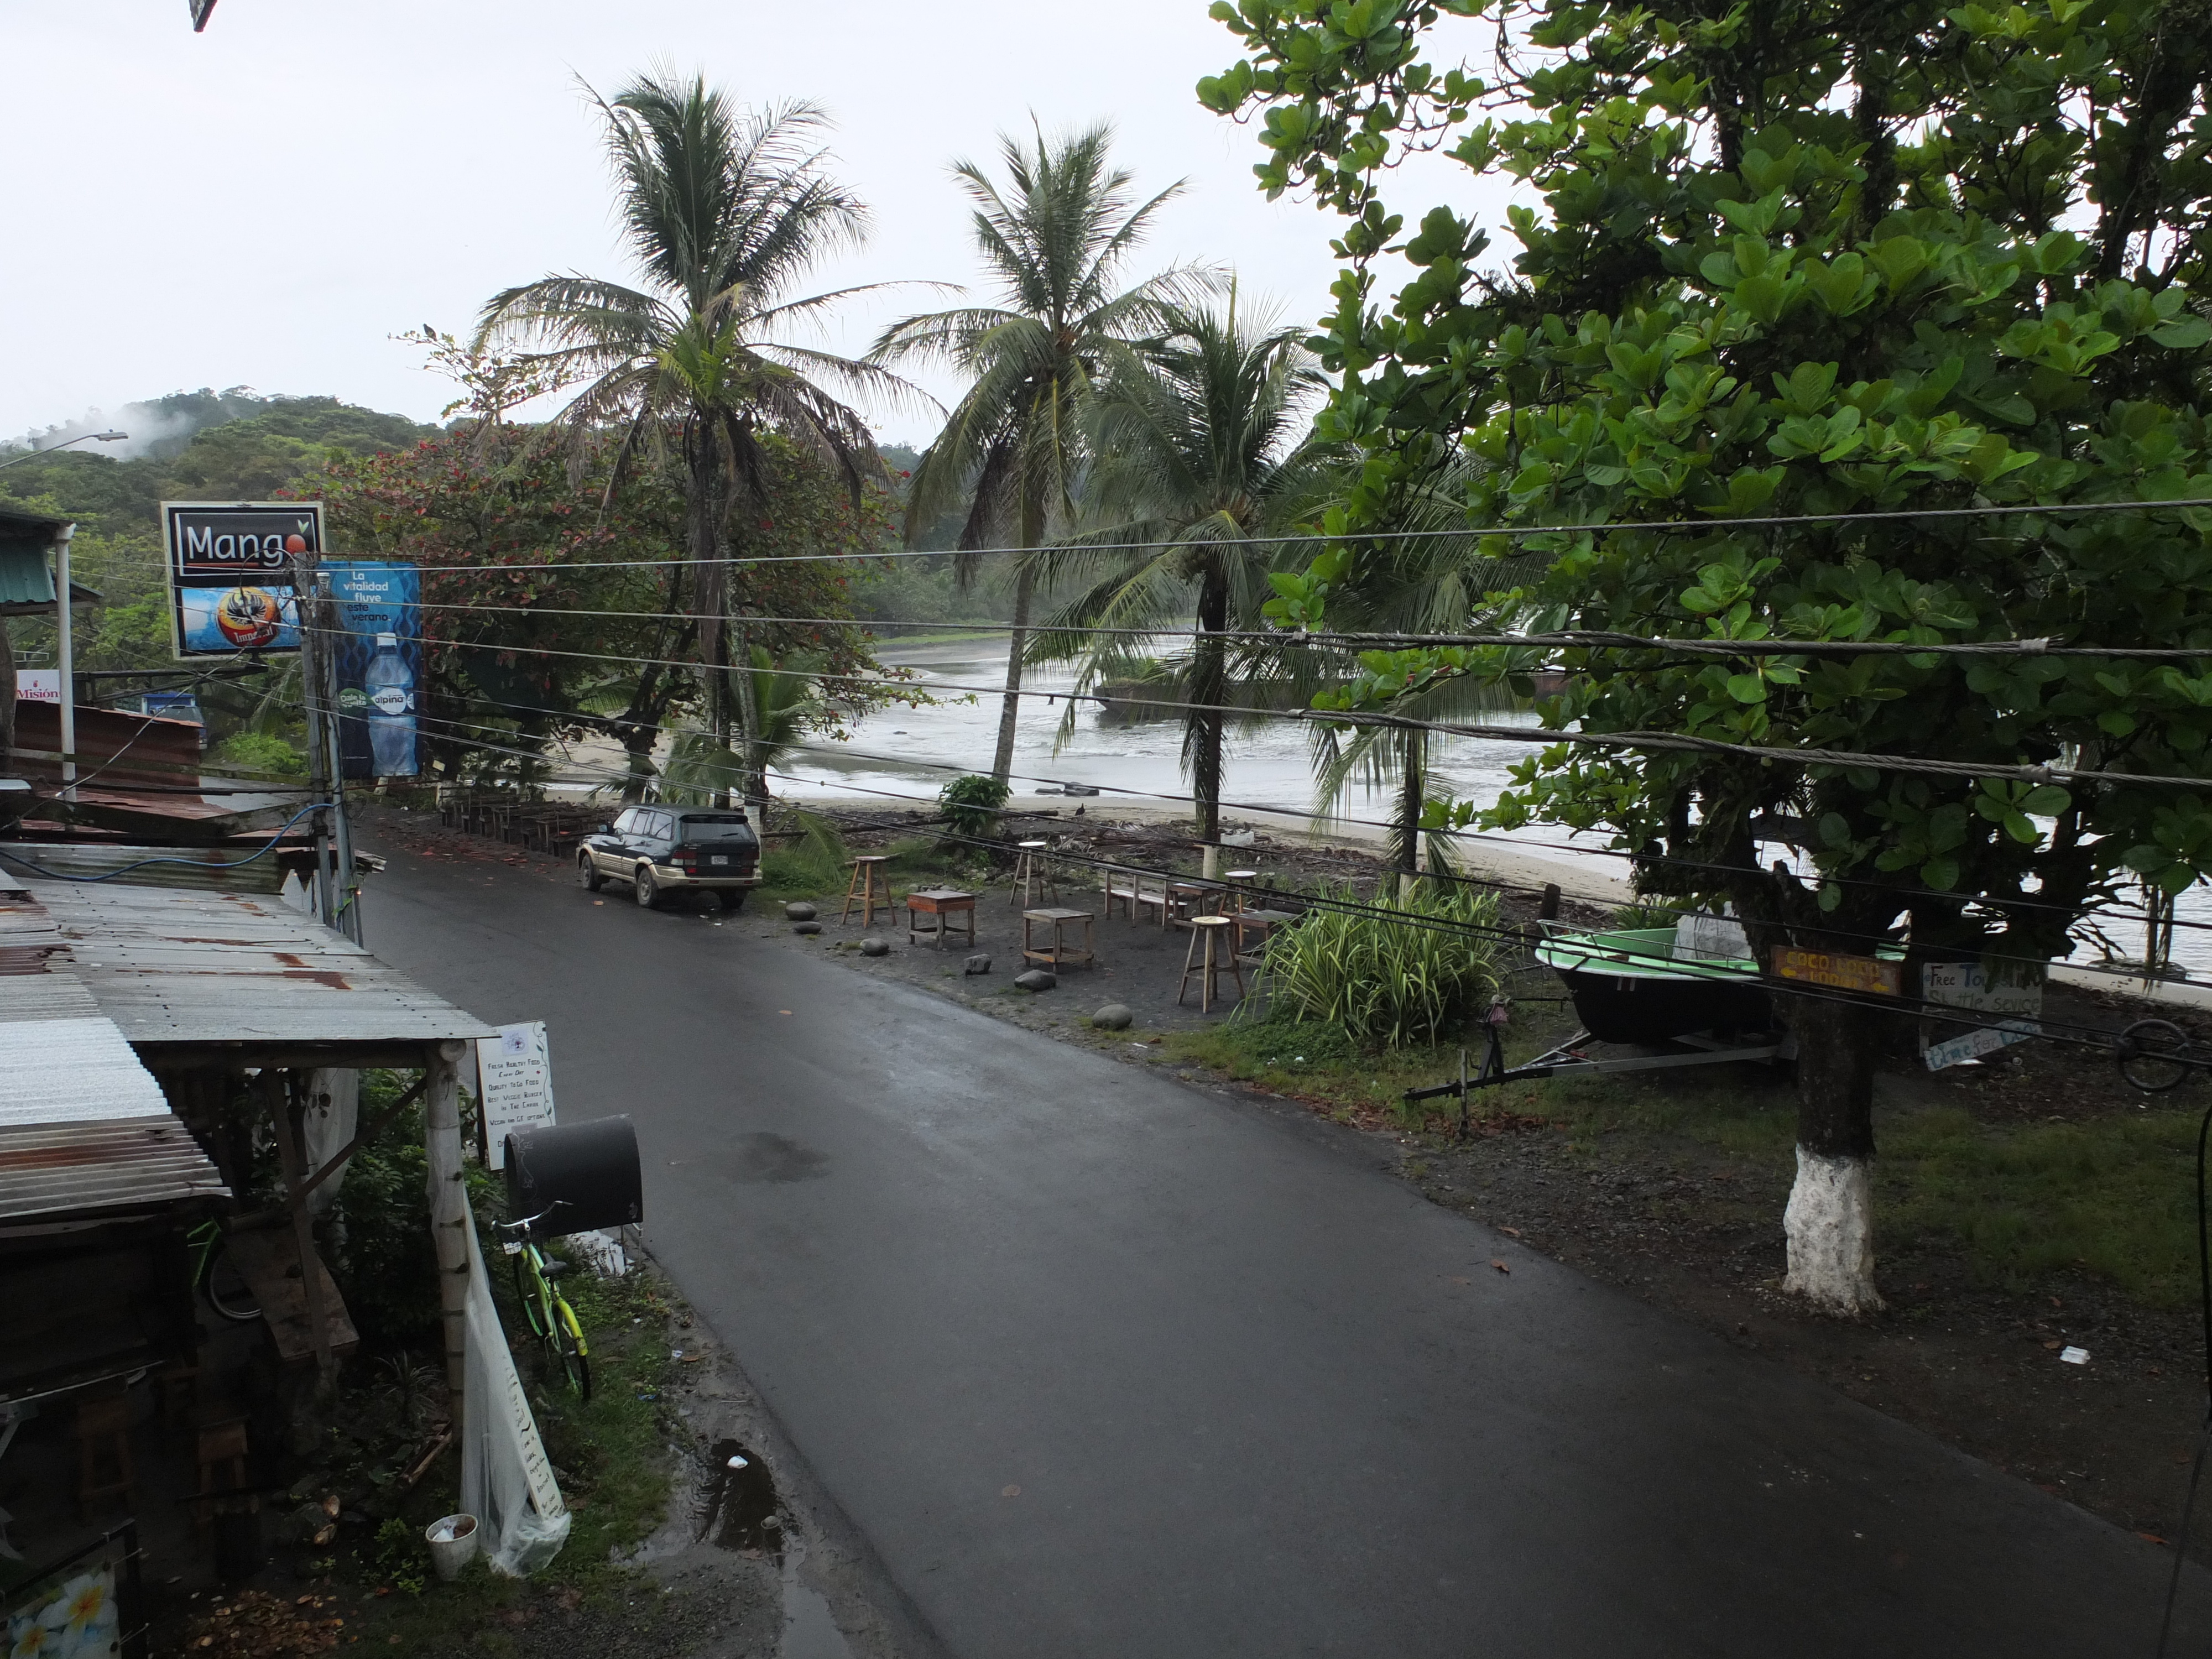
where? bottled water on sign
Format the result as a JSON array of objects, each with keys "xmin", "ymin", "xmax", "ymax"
[{"xmin": 364, "ymin": 632, "xmax": 415, "ymax": 775}]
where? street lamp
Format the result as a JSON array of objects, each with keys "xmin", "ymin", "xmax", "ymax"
[{"xmin": 0, "ymin": 431, "xmax": 129, "ymax": 472}]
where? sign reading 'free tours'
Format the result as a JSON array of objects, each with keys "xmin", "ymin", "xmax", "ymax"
[{"xmin": 162, "ymin": 500, "xmax": 322, "ymax": 659}]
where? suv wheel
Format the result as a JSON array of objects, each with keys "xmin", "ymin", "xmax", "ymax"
[
  {"xmin": 578, "ymin": 852, "xmax": 604, "ymax": 892},
  {"xmin": 718, "ymin": 889, "xmax": 747, "ymax": 914},
  {"xmin": 634, "ymin": 865, "xmax": 660, "ymax": 909}
]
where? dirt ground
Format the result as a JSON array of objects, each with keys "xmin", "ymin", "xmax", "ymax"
[{"xmin": 370, "ymin": 800, "xmax": 2212, "ymax": 1569}]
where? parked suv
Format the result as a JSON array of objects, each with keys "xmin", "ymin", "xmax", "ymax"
[{"xmin": 578, "ymin": 806, "xmax": 762, "ymax": 911}]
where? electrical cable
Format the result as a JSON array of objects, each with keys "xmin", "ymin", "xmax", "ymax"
[
  {"xmin": 325, "ymin": 695, "xmax": 2166, "ymax": 1051},
  {"xmin": 287, "ymin": 620, "xmax": 2212, "ymax": 793},
  {"xmin": 352, "ymin": 677, "xmax": 2212, "ymax": 942},
  {"xmin": 0, "ymin": 802, "xmax": 335, "ymax": 883},
  {"xmin": 377, "ymin": 491, "xmax": 2212, "ymax": 575},
  {"xmin": 302, "ymin": 688, "xmax": 2212, "ymax": 989},
  {"xmin": 366, "ymin": 597, "xmax": 2212, "ymax": 662}
]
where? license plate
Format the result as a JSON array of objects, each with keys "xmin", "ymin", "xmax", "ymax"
[{"xmin": 708, "ymin": 854, "xmax": 730, "ymax": 867}]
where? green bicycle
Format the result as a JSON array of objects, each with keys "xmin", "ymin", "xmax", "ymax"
[
  {"xmin": 186, "ymin": 1218, "xmax": 262, "ymax": 1323},
  {"xmin": 495, "ymin": 1204, "xmax": 591, "ymax": 1402}
]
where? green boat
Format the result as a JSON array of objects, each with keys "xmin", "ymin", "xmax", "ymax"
[{"xmin": 1532, "ymin": 926, "xmax": 1774, "ymax": 1045}]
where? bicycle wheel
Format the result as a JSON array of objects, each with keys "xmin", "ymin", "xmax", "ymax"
[
  {"xmin": 512, "ymin": 1253, "xmax": 550, "ymax": 1337},
  {"xmin": 203, "ymin": 1246, "xmax": 262, "ymax": 1323},
  {"xmin": 549, "ymin": 1310, "xmax": 591, "ymax": 1402}
]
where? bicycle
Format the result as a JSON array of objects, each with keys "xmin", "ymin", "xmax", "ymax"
[
  {"xmin": 186, "ymin": 1218, "xmax": 262, "ymax": 1323},
  {"xmin": 495, "ymin": 1203, "xmax": 591, "ymax": 1402}
]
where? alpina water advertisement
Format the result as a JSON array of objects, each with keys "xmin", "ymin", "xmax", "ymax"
[
  {"xmin": 325, "ymin": 560, "xmax": 421, "ymax": 779},
  {"xmin": 163, "ymin": 501, "xmax": 320, "ymax": 659}
]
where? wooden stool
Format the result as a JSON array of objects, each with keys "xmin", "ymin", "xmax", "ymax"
[
  {"xmin": 842, "ymin": 855, "xmax": 894, "ymax": 926},
  {"xmin": 194, "ymin": 1415, "xmax": 251, "ymax": 1538},
  {"xmin": 907, "ymin": 887, "xmax": 978, "ymax": 948},
  {"xmin": 1179, "ymin": 915, "xmax": 1244, "ymax": 1012},
  {"xmin": 1010, "ymin": 841, "xmax": 1057, "ymax": 906},
  {"xmin": 1022, "ymin": 908, "xmax": 1097, "ymax": 969},
  {"xmin": 1222, "ymin": 870, "xmax": 1260, "ymax": 914},
  {"xmin": 75, "ymin": 1394, "xmax": 135, "ymax": 1519},
  {"xmin": 156, "ymin": 1359, "xmax": 201, "ymax": 1429}
]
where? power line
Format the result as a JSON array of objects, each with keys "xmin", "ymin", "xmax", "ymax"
[
  {"xmin": 290, "ymin": 621, "xmax": 2212, "ymax": 794},
  {"xmin": 322, "ymin": 692, "xmax": 2203, "ymax": 992},
  {"xmin": 357, "ymin": 702, "xmax": 2168, "ymax": 1053},
  {"xmin": 368, "ymin": 676, "xmax": 2212, "ymax": 943},
  {"xmin": 380, "ymin": 492, "xmax": 2212, "ymax": 575}
]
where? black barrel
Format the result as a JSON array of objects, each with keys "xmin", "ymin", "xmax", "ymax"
[{"xmin": 504, "ymin": 1117, "xmax": 643, "ymax": 1235}]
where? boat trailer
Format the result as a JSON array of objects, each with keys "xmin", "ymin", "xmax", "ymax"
[{"xmin": 1406, "ymin": 1000, "xmax": 1794, "ymax": 1140}]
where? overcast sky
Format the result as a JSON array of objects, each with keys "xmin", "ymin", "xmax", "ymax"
[{"xmin": 4, "ymin": 1, "xmax": 1509, "ymax": 451}]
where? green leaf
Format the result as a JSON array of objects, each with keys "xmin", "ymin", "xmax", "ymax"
[
  {"xmin": 1920, "ymin": 857, "xmax": 1961, "ymax": 891},
  {"xmin": 2152, "ymin": 316, "xmax": 2211, "ymax": 349},
  {"xmin": 1725, "ymin": 672, "xmax": 1767, "ymax": 703}
]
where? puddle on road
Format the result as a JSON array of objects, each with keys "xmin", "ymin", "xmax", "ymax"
[
  {"xmin": 695, "ymin": 1439, "xmax": 854, "ymax": 1658},
  {"xmin": 698, "ymin": 1438, "xmax": 784, "ymax": 1554}
]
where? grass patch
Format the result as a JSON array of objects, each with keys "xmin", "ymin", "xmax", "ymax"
[
  {"xmin": 262, "ymin": 1246, "xmax": 685, "ymax": 1654},
  {"xmin": 1879, "ymin": 1105, "xmax": 2205, "ymax": 1307},
  {"xmin": 758, "ymin": 831, "xmax": 990, "ymax": 904}
]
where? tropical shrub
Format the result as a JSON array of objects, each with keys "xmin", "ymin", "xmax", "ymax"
[
  {"xmin": 938, "ymin": 773, "xmax": 1011, "ymax": 846},
  {"xmin": 1266, "ymin": 880, "xmax": 1503, "ymax": 1050}
]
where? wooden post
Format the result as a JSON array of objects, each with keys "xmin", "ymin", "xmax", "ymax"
[
  {"xmin": 268, "ymin": 1070, "xmax": 335, "ymax": 1383},
  {"xmin": 424, "ymin": 1040, "xmax": 471, "ymax": 1415}
]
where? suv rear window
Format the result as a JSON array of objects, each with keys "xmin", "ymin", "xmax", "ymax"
[{"xmin": 677, "ymin": 816, "xmax": 756, "ymax": 843}]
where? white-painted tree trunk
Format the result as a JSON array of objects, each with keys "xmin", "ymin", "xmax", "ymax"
[{"xmin": 1782, "ymin": 1146, "xmax": 1884, "ymax": 1314}]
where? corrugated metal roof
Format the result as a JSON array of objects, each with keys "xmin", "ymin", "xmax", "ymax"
[
  {"xmin": 7, "ymin": 880, "xmax": 497, "ymax": 1050},
  {"xmin": 0, "ymin": 842, "xmax": 290, "ymax": 896},
  {"xmin": 0, "ymin": 1115, "xmax": 229, "ymax": 1222},
  {"xmin": 0, "ymin": 1016, "xmax": 170, "ymax": 1125},
  {"xmin": 0, "ymin": 541, "xmax": 55, "ymax": 607},
  {"xmin": 0, "ymin": 895, "xmax": 229, "ymax": 1218}
]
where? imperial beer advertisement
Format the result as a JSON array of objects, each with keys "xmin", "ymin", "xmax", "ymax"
[
  {"xmin": 325, "ymin": 559, "xmax": 421, "ymax": 779},
  {"xmin": 163, "ymin": 500, "xmax": 319, "ymax": 658}
]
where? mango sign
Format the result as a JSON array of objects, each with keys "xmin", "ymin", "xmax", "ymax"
[{"xmin": 1771, "ymin": 946, "xmax": 1903, "ymax": 997}]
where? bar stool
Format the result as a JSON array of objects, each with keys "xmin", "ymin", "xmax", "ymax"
[
  {"xmin": 1222, "ymin": 869, "xmax": 1260, "ymax": 915},
  {"xmin": 842, "ymin": 855, "xmax": 894, "ymax": 926},
  {"xmin": 1178, "ymin": 915, "xmax": 1244, "ymax": 1013},
  {"xmin": 193, "ymin": 1413, "xmax": 252, "ymax": 1541},
  {"xmin": 76, "ymin": 1393, "xmax": 135, "ymax": 1519},
  {"xmin": 1010, "ymin": 840, "xmax": 1057, "ymax": 906}
]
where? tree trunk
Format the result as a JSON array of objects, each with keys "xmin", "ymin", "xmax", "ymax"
[
  {"xmin": 1191, "ymin": 565, "xmax": 1228, "ymax": 854},
  {"xmin": 993, "ymin": 564, "xmax": 1034, "ymax": 785},
  {"xmin": 731, "ymin": 640, "xmax": 766, "ymax": 815},
  {"xmin": 1393, "ymin": 727, "xmax": 1425, "ymax": 896},
  {"xmin": 1782, "ymin": 992, "xmax": 1884, "ymax": 1313},
  {"xmin": 0, "ymin": 615, "xmax": 15, "ymax": 779},
  {"xmin": 690, "ymin": 437, "xmax": 728, "ymax": 808}
]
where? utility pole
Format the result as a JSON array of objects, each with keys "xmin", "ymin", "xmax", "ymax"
[
  {"xmin": 54, "ymin": 524, "xmax": 76, "ymax": 804},
  {"xmin": 291, "ymin": 549, "xmax": 342, "ymax": 935},
  {"xmin": 314, "ymin": 570, "xmax": 363, "ymax": 944}
]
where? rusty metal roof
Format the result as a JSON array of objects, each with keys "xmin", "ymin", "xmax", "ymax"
[
  {"xmin": 0, "ymin": 1115, "xmax": 229, "ymax": 1222},
  {"xmin": 0, "ymin": 899, "xmax": 229, "ymax": 1219},
  {"xmin": 5, "ymin": 879, "xmax": 496, "ymax": 1053}
]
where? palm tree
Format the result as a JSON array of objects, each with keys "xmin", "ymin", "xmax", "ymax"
[
  {"xmin": 659, "ymin": 645, "xmax": 830, "ymax": 805},
  {"xmin": 1310, "ymin": 460, "xmax": 1558, "ymax": 887},
  {"xmin": 872, "ymin": 123, "xmax": 1198, "ymax": 784},
  {"xmin": 1037, "ymin": 295, "xmax": 1328, "ymax": 868},
  {"xmin": 474, "ymin": 71, "xmax": 916, "ymax": 806}
]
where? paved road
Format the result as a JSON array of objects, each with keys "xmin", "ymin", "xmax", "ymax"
[{"xmin": 363, "ymin": 834, "xmax": 2211, "ymax": 1657}]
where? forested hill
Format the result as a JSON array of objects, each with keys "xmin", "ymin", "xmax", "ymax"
[{"xmin": 0, "ymin": 392, "xmax": 439, "ymax": 542}]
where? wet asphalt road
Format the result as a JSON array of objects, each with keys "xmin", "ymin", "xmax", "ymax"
[{"xmin": 362, "ymin": 833, "xmax": 2211, "ymax": 1658}]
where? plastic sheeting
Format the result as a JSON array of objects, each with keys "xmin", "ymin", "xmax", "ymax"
[
  {"xmin": 458, "ymin": 1206, "xmax": 570, "ymax": 1575},
  {"xmin": 301, "ymin": 1070, "xmax": 358, "ymax": 1215}
]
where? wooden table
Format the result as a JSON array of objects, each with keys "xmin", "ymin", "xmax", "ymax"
[
  {"xmin": 1022, "ymin": 907, "xmax": 1097, "ymax": 969},
  {"xmin": 907, "ymin": 887, "xmax": 978, "ymax": 949}
]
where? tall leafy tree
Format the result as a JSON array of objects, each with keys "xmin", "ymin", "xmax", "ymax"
[
  {"xmin": 1039, "ymin": 296, "xmax": 1327, "ymax": 858},
  {"xmin": 873, "ymin": 124, "xmax": 1198, "ymax": 783},
  {"xmin": 1209, "ymin": 0, "xmax": 2212, "ymax": 1311},
  {"xmin": 475, "ymin": 71, "xmax": 912, "ymax": 805}
]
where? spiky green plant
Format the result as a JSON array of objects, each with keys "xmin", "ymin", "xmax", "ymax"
[{"xmin": 1265, "ymin": 880, "xmax": 1503, "ymax": 1051}]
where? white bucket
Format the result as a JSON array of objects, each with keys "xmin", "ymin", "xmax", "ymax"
[{"xmin": 424, "ymin": 1512, "xmax": 479, "ymax": 1582}]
